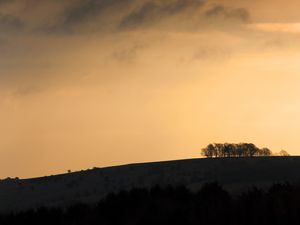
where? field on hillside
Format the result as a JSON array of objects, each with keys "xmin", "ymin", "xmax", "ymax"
[{"xmin": 1, "ymin": 157, "xmax": 300, "ymax": 212}]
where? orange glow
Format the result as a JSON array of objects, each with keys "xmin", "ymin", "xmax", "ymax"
[{"xmin": 251, "ymin": 23, "xmax": 300, "ymax": 33}]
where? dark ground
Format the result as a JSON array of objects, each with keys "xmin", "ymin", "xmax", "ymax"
[{"xmin": 1, "ymin": 156, "xmax": 300, "ymax": 212}]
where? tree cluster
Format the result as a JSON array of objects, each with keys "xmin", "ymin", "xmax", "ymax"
[
  {"xmin": 1, "ymin": 182, "xmax": 300, "ymax": 225},
  {"xmin": 201, "ymin": 143, "xmax": 272, "ymax": 158}
]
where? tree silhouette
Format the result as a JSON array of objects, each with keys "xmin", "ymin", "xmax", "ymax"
[
  {"xmin": 2, "ymin": 182, "xmax": 300, "ymax": 225},
  {"xmin": 278, "ymin": 150, "xmax": 290, "ymax": 156},
  {"xmin": 201, "ymin": 143, "xmax": 274, "ymax": 158}
]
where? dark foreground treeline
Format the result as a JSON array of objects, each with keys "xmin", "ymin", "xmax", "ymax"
[{"xmin": 2, "ymin": 182, "xmax": 300, "ymax": 225}]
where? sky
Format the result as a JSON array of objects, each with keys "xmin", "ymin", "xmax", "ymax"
[{"xmin": 1, "ymin": 0, "xmax": 300, "ymax": 178}]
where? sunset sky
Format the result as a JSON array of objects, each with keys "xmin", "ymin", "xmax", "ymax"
[{"xmin": 1, "ymin": 0, "xmax": 300, "ymax": 178}]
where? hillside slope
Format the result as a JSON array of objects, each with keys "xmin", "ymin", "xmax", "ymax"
[{"xmin": 1, "ymin": 157, "xmax": 300, "ymax": 213}]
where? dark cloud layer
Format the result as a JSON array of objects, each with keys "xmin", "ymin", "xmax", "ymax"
[
  {"xmin": 0, "ymin": 0, "xmax": 11, "ymax": 5},
  {"xmin": 119, "ymin": 0, "xmax": 205, "ymax": 29},
  {"xmin": 49, "ymin": 0, "xmax": 133, "ymax": 33},
  {"xmin": 205, "ymin": 5, "xmax": 250, "ymax": 22},
  {"xmin": 0, "ymin": 0, "xmax": 251, "ymax": 34},
  {"xmin": 0, "ymin": 13, "xmax": 24, "ymax": 32},
  {"xmin": 63, "ymin": 0, "xmax": 130, "ymax": 24}
]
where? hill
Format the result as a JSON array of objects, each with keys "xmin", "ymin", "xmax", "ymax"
[{"xmin": 1, "ymin": 156, "xmax": 300, "ymax": 213}]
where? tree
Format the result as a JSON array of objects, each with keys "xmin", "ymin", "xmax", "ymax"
[
  {"xmin": 279, "ymin": 150, "xmax": 290, "ymax": 156},
  {"xmin": 201, "ymin": 143, "xmax": 273, "ymax": 158},
  {"xmin": 261, "ymin": 148, "xmax": 272, "ymax": 156},
  {"xmin": 201, "ymin": 144, "xmax": 214, "ymax": 158}
]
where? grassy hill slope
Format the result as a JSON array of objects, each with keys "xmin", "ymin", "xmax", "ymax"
[{"xmin": 1, "ymin": 156, "xmax": 300, "ymax": 212}]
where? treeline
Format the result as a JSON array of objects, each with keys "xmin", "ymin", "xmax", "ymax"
[
  {"xmin": 201, "ymin": 143, "xmax": 273, "ymax": 158},
  {"xmin": 1, "ymin": 182, "xmax": 300, "ymax": 225}
]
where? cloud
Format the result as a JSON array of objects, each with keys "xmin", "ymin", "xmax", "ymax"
[
  {"xmin": 0, "ymin": 0, "xmax": 12, "ymax": 5},
  {"xmin": 119, "ymin": 0, "xmax": 205, "ymax": 29},
  {"xmin": 0, "ymin": 0, "xmax": 252, "ymax": 35},
  {"xmin": 64, "ymin": 0, "xmax": 130, "ymax": 24},
  {"xmin": 192, "ymin": 46, "xmax": 232, "ymax": 62},
  {"xmin": 0, "ymin": 13, "xmax": 24, "ymax": 32},
  {"xmin": 112, "ymin": 43, "xmax": 145, "ymax": 63},
  {"xmin": 227, "ymin": 8, "xmax": 250, "ymax": 22},
  {"xmin": 0, "ymin": 0, "xmax": 254, "ymax": 89},
  {"xmin": 25, "ymin": 0, "xmax": 250, "ymax": 34},
  {"xmin": 36, "ymin": 0, "xmax": 134, "ymax": 34},
  {"xmin": 12, "ymin": 85, "xmax": 42, "ymax": 97},
  {"xmin": 61, "ymin": 0, "xmax": 129, "ymax": 29},
  {"xmin": 205, "ymin": 4, "xmax": 250, "ymax": 23}
]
